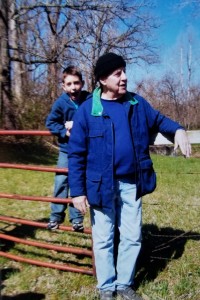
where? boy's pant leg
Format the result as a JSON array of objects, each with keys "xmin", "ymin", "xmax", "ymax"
[
  {"xmin": 68, "ymin": 203, "xmax": 84, "ymax": 223},
  {"xmin": 50, "ymin": 171, "xmax": 68, "ymax": 223},
  {"xmin": 50, "ymin": 151, "xmax": 83, "ymax": 223}
]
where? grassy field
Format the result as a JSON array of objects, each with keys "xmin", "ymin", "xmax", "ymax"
[{"xmin": 0, "ymin": 140, "xmax": 199, "ymax": 300}]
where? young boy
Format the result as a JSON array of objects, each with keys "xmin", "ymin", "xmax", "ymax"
[{"xmin": 46, "ymin": 66, "xmax": 89, "ymax": 231}]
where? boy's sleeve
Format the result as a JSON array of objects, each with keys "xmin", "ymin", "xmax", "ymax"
[{"xmin": 46, "ymin": 101, "xmax": 67, "ymax": 138}]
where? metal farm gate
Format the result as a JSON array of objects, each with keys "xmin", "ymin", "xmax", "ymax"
[{"xmin": 0, "ymin": 130, "xmax": 94, "ymax": 276}]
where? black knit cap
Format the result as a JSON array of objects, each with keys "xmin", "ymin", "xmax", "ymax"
[{"xmin": 94, "ymin": 52, "xmax": 126, "ymax": 81}]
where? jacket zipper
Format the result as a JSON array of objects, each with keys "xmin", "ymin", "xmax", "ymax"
[{"xmin": 129, "ymin": 103, "xmax": 140, "ymax": 199}]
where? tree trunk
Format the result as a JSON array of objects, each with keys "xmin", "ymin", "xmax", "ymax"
[
  {"xmin": 0, "ymin": 0, "xmax": 15, "ymax": 129},
  {"xmin": 48, "ymin": 63, "xmax": 59, "ymax": 102},
  {"xmin": 8, "ymin": 0, "xmax": 23, "ymax": 103}
]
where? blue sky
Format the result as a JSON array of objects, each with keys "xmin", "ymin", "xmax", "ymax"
[
  {"xmin": 128, "ymin": 0, "xmax": 200, "ymax": 88},
  {"xmin": 155, "ymin": 0, "xmax": 199, "ymax": 53}
]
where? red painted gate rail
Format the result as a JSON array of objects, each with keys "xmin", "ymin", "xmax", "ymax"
[{"xmin": 0, "ymin": 130, "xmax": 94, "ymax": 276}]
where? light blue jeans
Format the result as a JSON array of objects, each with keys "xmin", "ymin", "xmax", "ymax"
[
  {"xmin": 90, "ymin": 178, "xmax": 142, "ymax": 291},
  {"xmin": 50, "ymin": 151, "xmax": 83, "ymax": 223}
]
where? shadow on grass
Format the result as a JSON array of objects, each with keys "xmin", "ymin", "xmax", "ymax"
[
  {"xmin": 0, "ymin": 219, "xmax": 92, "ymax": 269},
  {"xmin": 2, "ymin": 292, "xmax": 44, "ymax": 299},
  {"xmin": 1, "ymin": 221, "xmax": 199, "ymax": 286},
  {"xmin": 0, "ymin": 139, "xmax": 57, "ymax": 165},
  {"xmin": 0, "ymin": 268, "xmax": 45, "ymax": 299},
  {"xmin": 135, "ymin": 223, "xmax": 200, "ymax": 287},
  {"xmin": 0, "ymin": 268, "xmax": 20, "ymax": 291},
  {"xmin": 1, "ymin": 223, "xmax": 37, "ymax": 250}
]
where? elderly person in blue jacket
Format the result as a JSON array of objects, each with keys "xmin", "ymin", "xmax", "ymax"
[
  {"xmin": 68, "ymin": 53, "xmax": 191, "ymax": 300},
  {"xmin": 46, "ymin": 66, "xmax": 89, "ymax": 231}
]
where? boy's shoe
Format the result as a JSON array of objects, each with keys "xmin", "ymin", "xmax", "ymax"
[
  {"xmin": 72, "ymin": 221, "xmax": 84, "ymax": 232},
  {"xmin": 47, "ymin": 220, "xmax": 59, "ymax": 230},
  {"xmin": 100, "ymin": 290, "xmax": 115, "ymax": 300},
  {"xmin": 117, "ymin": 287, "xmax": 143, "ymax": 300}
]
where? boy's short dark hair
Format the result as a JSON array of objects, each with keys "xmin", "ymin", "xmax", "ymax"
[{"xmin": 62, "ymin": 66, "xmax": 83, "ymax": 83}]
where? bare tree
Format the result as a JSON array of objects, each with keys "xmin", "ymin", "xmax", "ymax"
[
  {"xmin": 66, "ymin": 0, "xmax": 159, "ymax": 89},
  {"xmin": 1, "ymin": 0, "xmax": 160, "ymax": 128},
  {"xmin": 135, "ymin": 70, "xmax": 200, "ymax": 129},
  {"xmin": 14, "ymin": 0, "xmax": 159, "ymax": 91}
]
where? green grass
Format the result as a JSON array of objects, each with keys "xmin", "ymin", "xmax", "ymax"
[
  {"xmin": 137, "ymin": 153, "xmax": 200, "ymax": 300},
  {"xmin": 0, "ymin": 141, "xmax": 199, "ymax": 300}
]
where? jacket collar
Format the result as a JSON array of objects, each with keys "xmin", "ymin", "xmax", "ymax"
[{"xmin": 91, "ymin": 87, "xmax": 138, "ymax": 116}]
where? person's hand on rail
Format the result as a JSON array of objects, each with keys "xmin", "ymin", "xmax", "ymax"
[{"xmin": 174, "ymin": 129, "xmax": 191, "ymax": 158}]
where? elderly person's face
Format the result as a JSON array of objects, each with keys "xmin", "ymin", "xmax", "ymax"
[{"xmin": 100, "ymin": 67, "xmax": 127, "ymax": 99}]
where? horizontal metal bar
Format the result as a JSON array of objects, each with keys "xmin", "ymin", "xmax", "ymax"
[
  {"xmin": 0, "ymin": 193, "xmax": 72, "ymax": 203},
  {"xmin": 0, "ymin": 130, "xmax": 51, "ymax": 135},
  {"xmin": 1, "ymin": 130, "xmax": 199, "ymax": 144},
  {"xmin": 151, "ymin": 130, "xmax": 200, "ymax": 145},
  {"xmin": 0, "ymin": 215, "xmax": 92, "ymax": 234},
  {"xmin": 0, "ymin": 163, "xmax": 68, "ymax": 173},
  {"xmin": 0, "ymin": 251, "xmax": 93, "ymax": 275},
  {"xmin": 0, "ymin": 233, "xmax": 92, "ymax": 256}
]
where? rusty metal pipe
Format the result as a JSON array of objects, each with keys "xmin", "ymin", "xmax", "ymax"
[
  {"xmin": 0, "ymin": 233, "xmax": 92, "ymax": 256},
  {"xmin": 0, "ymin": 251, "xmax": 93, "ymax": 275},
  {"xmin": 0, "ymin": 163, "xmax": 68, "ymax": 173},
  {"xmin": 0, "ymin": 193, "xmax": 72, "ymax": 203},
  {"xmin": 0, "ymin": 215, "xmax": 92, "ymax": 234},
  {"xmin": 0, "ymin": 130, "xmax": 51, "ymax": 136}
]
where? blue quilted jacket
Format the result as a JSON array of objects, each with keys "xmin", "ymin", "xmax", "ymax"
[{"xmin": 68, "ymin": 88, "xmax": 183, "ymax": 210}]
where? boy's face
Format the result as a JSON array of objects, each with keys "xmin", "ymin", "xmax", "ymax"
[{"xmin": 62, "ymin": 75, "xmax": 84, "ymax": 101}]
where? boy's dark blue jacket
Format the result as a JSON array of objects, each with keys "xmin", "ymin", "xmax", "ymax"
[
  {"xmin": 46, "ymin": 91, "xmax": 89, "ymax": 153},
  {"xmin": 68, "ymin": 88, "xmax": 183, "ymax": 210}
]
